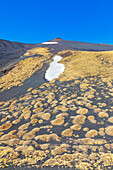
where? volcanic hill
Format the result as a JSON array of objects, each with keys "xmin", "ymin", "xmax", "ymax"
[{"xmin": 0, "ymin": 38, "xmax": 113, "ymax": 169}]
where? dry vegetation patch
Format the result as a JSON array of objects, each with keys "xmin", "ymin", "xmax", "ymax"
[
  {"xmin": 61, "ymin": 129, "xmax": 73, "ymax": 137},
  {"xmin": 70, "ymin": 124, "xmax": 81, "ymax": 131},
  {"xmin": 58, "ymin": 50, "xmax": 113, "ymax": 81},
  {"xmin": 51, "ymin": 117, "xmax": 65, "ymax": 125},
  {"xmin": 72, "ymin": 115, "xmax": 86, "ymax": 124},
  {"xmin": 105, "ymin": 126, "xmax": 113, "ymax": 136},
  {"xmin": 76, "ymin": 108, "xmax": 88, "ymax": 115},
  {"xmin": 0, "ymin": 123, "xmax": 12, "ymax": 131},
  {"xmin": 98, "ymin": 112, "xmax": 109, "ymax": 118},
  {"xmin": 85, "ymin": 129, "xmax": 98, "ymax": 138},
  {"xmin": 0, "ymin": 47, "xmax": 52, "ymax": 91},
  {"xmin": 108, "ymin": 117, "xmax": 113, "ymax": 123},
  {"xmin": 51, "ymin": 144, "xmax": 69, "ymax": 155},
  {"xmin": 40, "ymin": 113, "xmax": 51, "ymax": 120},
  {"xmin": 35, "ymin": 134, "xmax": 59, "ymax": 142},
  {"xmin": 1, "ymin": 50, "xmax": 113, "ymax": 168}
]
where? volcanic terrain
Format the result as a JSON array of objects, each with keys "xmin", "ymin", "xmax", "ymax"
[{"xmin": 0, "ymin": 38, "xmax": 113, "ymax": 169}]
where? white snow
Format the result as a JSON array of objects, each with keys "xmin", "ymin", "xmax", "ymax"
[
  {"xmin": 45, "ymin": 55, "xmax": 65, "ymax": 81},
  {"xmin": 24, "ymin": 52, "xmax": 29, "ymax": 56},
  {"xmin": 42, "ymin": 42, "xmax": 58, "ymax": 45}
]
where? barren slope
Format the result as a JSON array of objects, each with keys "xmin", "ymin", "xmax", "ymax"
[
  {"xmin": 0, "ymin": 39, "xmax": 35, "ymax": 71},
  {"xmin": 0, "ymin": 39, "xmax": 113, "ymax": 169}
]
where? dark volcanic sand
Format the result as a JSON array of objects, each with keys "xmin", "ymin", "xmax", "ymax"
[
  {"xmin": 1, "ymin": 40, "xmax": 113, "ymax": 169},
  {"xmin": 0, "ymin": 167, "xmax": 77, "ymax": 170},
  {"xmin": 0, "ymin": 64, "xmax": 48, "ymax": 102}
]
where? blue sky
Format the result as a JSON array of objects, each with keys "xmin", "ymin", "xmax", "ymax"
[{"xmin": 0, "ymin": 0, "xmax": 113, "ymax": 44}]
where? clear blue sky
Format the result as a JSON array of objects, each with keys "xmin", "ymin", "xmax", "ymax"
[{"xmin": 0, "ymin": 0, "xmax": 113, "ymax": 44}]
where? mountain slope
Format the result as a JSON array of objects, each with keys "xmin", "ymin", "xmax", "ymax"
[
  {"xmin": 0, "ymin": 39, "xmax": 35, "ymax": 70},
  {"xmin": 39, "ymin": 38, "xmax": 113, "ymax": 52},
  {"xmin": 0, "ymin": 39, "xmax": 113, "ymax": 169}
]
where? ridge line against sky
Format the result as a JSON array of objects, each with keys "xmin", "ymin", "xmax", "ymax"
[{"xmin": 0, "ymin": 0, "xmax": 113, "ymax": 44}]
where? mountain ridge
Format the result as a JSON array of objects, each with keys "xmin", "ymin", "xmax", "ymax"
[{"xmin": 1, "ymin": 37, "xmax": 113, "ymax": 73}]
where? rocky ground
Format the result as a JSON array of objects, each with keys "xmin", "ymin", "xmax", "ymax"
[{"xmin": 0, "ymin": 39, "xmax": 113, "ymax": 169}]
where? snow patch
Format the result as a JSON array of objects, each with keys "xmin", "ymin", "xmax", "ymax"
[
  {"xmin": 24, "ymin": 52, "xmax": 29, "ymax": 56},
  {"xmin": 45, "ymin": 56, "xmax": 65, "ymax": 81},
  {"xmin": 42, "ymin": 42, "xmax": 58, "ymax": 45}
]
